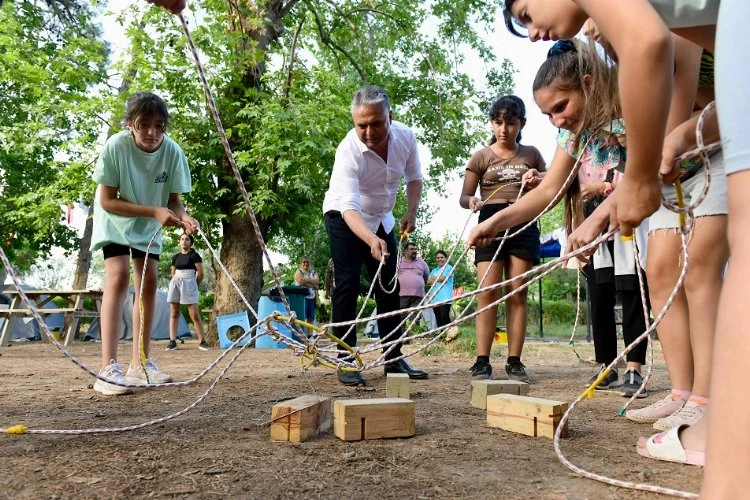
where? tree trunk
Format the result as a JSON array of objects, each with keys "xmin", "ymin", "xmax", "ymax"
[
  {"xmin": 71, "ymin": 203, "xmax": 93, "ymax": 290},
  {"xmin": 204, "ymin": 3, "xmax": 291, "ymax": 343},
  {"xmin": 207, "ymin": 212, "xmax": 265, "ymax": 343}
]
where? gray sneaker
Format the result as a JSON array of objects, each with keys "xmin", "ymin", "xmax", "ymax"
[
  {"xmin": 620, "ymin": 368, "xmax": 648, "ymax": 398},
  {"xmin": 469, "ymin": 360, "xmax": 493, "ymax": 380},
  {"xmin": 505, "ymin": 360, "xmax": 530, "ymax": 383},
  {"xmin": 585, "ymin": 364, "xmax": 621, "ymax": 389}
]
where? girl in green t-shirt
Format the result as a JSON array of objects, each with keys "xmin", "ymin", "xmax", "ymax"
[{"xmin": 91, "ymin": 92, "xmax": 199, "ymax": 396}]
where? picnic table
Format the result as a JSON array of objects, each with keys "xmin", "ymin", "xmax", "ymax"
[{"xmin": 0, "ymin": 289, "xmax": 103, "ymax": 347}]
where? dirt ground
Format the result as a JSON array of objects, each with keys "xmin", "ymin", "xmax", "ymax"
[{"xmin": 0, "ymin": 338, "xmax": 702, "ymax": 499}]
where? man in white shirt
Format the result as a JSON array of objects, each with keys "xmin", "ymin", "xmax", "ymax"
[{"xmin": 323, "ymin": 85, "xmax": 429, "ymax": 386}]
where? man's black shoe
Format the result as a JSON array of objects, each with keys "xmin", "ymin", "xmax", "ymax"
[
  {"xmin": 384, "ymin": 359, "xmax": 429, "ymax": 379},
  {"xmin": 338, "ymin": 371, "xmax": 366, "ymax": 386}
]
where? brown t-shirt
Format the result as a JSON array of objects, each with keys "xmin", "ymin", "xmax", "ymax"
[{"xmin": 465, "ymin": 145, "xmax": 546, "ymax": 202}]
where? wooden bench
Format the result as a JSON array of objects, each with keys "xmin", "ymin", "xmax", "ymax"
[{"xmin": 0, "ymin": 289, "xmax": 102, "ymax": 347}]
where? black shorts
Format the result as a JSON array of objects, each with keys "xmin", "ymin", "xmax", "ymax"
[
  {"xmin": 474, "ymin": 203, "xmax": 540, "ymax": 265},
  {"xmin": 102, "ymin": 243, "xmax": 160, "ymax": 261}
]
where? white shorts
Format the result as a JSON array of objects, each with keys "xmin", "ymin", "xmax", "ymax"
[
  {"xmin": 649, "ymin": 151, "xmax": 728, "ymax": 232},
  {"xmin": 167, "ymin": 269, "xmax": 199, "ymax": 305}
]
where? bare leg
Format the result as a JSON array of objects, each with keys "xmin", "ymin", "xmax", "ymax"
[
  {"xmin": 646, "ymin": 231, "xmax": 694, "ymax": 391},
  {"xmin": 100, "ymin": 256, "xmax": 130, "ymax": 370},
  {"xmin": 169, "ymin": 302, "xmax": 180, "ymax": 342},
  {"xmin": 504, "ymin": 255, "xmax": 533, "ymax": 358},
  {"xmin": 702, "ymin": 172, "xmax": 750, "ymax": 497},
  {"xmin": 130, "ymin": 257, "xmax": 158, "ymax": 368},
  {"xmin": 682, "ymin": 216, "xmax": 728, "ymax": 398},
  {"xmin": 187, "ymin": 303, "xmax": 205, "ymax": 342},
  {"xmin": 475, "ymin": 260, "xmax": 503, "ymax": 357}
]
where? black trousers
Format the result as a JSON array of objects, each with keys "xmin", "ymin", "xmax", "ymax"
[
  {"xmin": 433, "ymin": 304, "xmax": 452, "ymax": 328},
  {"xmin": 584, "ymin": 266, "xmax": 649, "ymax": 366},
  {"xmin": 325, "ymin": 211, "xmax": 402, "ymax": 360}
]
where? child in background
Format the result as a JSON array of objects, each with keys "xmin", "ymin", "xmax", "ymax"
[
  {"xmin": 166, "ymin": 232, "xmax": 208, "ymax": 351},
  {"xmin": 91, "ymin": 92, "xmax": 198, "ymax": 395}
]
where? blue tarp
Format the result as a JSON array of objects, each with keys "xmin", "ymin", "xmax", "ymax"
[{"xmin": 540, "ymin": 238, "xmax": 561, "ymax": 258}]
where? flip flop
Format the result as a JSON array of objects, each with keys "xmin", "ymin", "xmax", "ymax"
[{"xmin": 636, "ymin": 425, "xmax": 705, "ymax": 466}]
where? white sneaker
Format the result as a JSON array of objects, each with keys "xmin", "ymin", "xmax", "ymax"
[
  {"xmin": 93, "ymin": 361, "xmax": 132, "ymax": 396},
  {"xmin": 653, "ymin": 400, "xmax": 707, "ymax": 431},
  {"xmin": 126, "ymin": 359, "xmax": 173, "ymax": 384},
  {"xmin": 625, "ymin": 393, "xmax": 686, "ymax": 423}
]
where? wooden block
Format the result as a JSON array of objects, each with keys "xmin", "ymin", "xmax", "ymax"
[
  {"xmin": 470, "ymin": 380, "xmax": 530, "ymax": 409},
  {"xmin": 270, "ymin": 395, "xmax": 331, "ymax": 442},
  {"xmin": 486, "ymin": 394, "xmax": 568, "ymax": 439},
  {"xmin": 386, "ymin": 373, "xmax": 410, "ymax": 399},
  {"xmin": 333, "ymin": 398, "xmax": 415, "ymax": 441}
]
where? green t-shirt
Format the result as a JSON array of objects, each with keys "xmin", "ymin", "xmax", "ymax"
[{"xmin": 91, "ymin": 130, "xmax": 192, "ymax": 254}]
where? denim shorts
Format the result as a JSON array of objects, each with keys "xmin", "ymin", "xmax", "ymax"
[
  {"xmin": 649, "ymin": 151, "xmax": 728, "ymax": 232},
  {"xmin": 474, "ymin": 203, "xmax": 540, "ymax": 264}
]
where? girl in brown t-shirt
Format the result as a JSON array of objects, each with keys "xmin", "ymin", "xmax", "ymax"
[{"xmin": 459, "ymin": 95, "xmax": 546, "ymax": 382}]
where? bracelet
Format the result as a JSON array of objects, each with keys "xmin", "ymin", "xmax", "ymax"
[{"xmin": 602, "ymin": 182, "xmax": 613, "ymax": 196}]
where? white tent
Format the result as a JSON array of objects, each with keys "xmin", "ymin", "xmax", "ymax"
[{"xmin": 84, "ymin": 286, "xmax": 191, "ymax": 341}]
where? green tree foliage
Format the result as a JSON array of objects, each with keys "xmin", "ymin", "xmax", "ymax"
[
  {"xmin": 7, "ymin": 1, "xmax": 515, "ymax": 339},
  {"xmin": 0, "ymin": 0, "xmax": 108, "ymax": 270},
  {"xmin": 108, "ymin": 1, "xmax": 514, "ymax": 328}
]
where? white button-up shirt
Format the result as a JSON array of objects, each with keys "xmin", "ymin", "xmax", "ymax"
[{"xmin": 323, "ymin": 121, "xmax": 422, "ymax": 233}]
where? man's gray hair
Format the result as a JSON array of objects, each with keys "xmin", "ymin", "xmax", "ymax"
[{"xmin": 351, "ymin": 85, "xmax": 391, "ymax": 114}]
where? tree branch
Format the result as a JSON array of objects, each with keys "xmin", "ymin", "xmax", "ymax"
[
  {"xmin": 308, "ymin": 4, "xmax": 366, "ymax": 82},
  {"xmin": 283, "ymin": 19, "xmax": 304, "ymax": 101}
]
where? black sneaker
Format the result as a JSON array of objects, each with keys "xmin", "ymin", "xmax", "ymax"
[
  {"xmin": 198, "ymin": 341, "xmax": 210, "ymax": 351},
  {"xmin": 585, "ymin": 364, "xmax": 620, "ymax": 389},
  {"xmin": 505, "ymin": 359, "xmax": 530, "ymax": 383},
  {"xmin": 469, "ymin": 360, "xmax": 492, "ymax": 380},
  {"xmin": 165, "ymin": 340, "xmax": 177, "ymax": 351},
  {"xmin": 620, "ymin": 368, "xmax": 648, "ymax": 398}
]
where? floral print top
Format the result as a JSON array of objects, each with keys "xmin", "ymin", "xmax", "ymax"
[{"xmin": 557, "ymin": 119, "xmax": 626, "ymax": 186}]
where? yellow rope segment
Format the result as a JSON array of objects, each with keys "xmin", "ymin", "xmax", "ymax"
[
  {"xmin": 674, "ymin": 180, "xmax": 686, "ymax": 230},
  {"xmin": 6, "ymin": 425, "xmax": 28, "ymax": 435},
  {"xmin": 267, "ymin": 315, "xmax": 364, "ymax": 372},
  {"xmin": 580, "ymin": 367, "xmax": 612, "ymax": 400}
]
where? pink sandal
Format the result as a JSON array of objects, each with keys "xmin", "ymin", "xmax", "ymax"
[{"xmin": 636, "ymin": 425, "xmax": 705, "ymax": 466}]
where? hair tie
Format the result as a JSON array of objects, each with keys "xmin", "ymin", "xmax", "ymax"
[{"xmin": 547, "ymin": 39, "xmax": 576, "ymax": 58}]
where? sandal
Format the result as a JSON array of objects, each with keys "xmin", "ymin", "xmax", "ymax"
[{"xmin": 636, "ymin": 425, "xmax": 705, "ymax": 466}]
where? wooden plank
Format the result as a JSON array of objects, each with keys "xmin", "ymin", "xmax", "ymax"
[
  {"xmin": 333, "ymin": 398, "xmax": 415, "ymax": 441},
  {"xmin": 0, "ymin": 308, "xmax": 76, "ymax": 315},
  {"xmin": 2, "ymin": 289, "xmax": 95, "ymax": 296},
  {"xmin": 385, "ymin": 373, "xmax": 410, "ymax": 399},
  {"xmin": 470, "ymin": 380, "xmax": 530, "ymax": 410},
  {"xmin": 270, "ymin": 395, "xmax": 331, "ymax": 443},
  {"xmin": 486, "ymin": 394, "xmax": 568, "ymax": 439}
]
